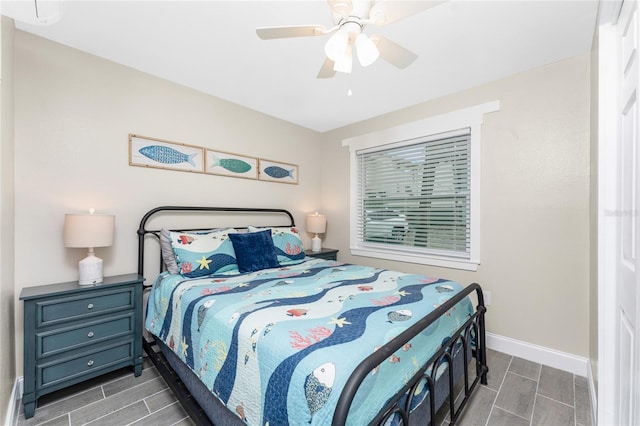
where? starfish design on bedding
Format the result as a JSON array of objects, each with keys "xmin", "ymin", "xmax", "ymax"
[
  {"xmin": 328, "ymin": 317, "xmax": 351, "ymax": 328},
  {"xmin": 196, "ymin": 255, "xmax": 212, "ymax": 270},
  {"xmin": 181, "ymin": 337, "xmax": 189, "ymax": 356}
]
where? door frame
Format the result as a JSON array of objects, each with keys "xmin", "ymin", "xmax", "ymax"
[{"xmin": 597, "ymin": 1, "xmax": 638, "ymax": 424}]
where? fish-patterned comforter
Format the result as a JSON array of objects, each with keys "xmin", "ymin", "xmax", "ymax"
[{"xmin": 145, "ymin": 258, "xmax": 473, "ymax": 425}]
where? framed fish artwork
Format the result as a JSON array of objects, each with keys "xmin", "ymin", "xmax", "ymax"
[
  {"xmin": 258, "ymin": 159, "xmax": 299, "ymax": 184},
  {"xmin": 129, "ymin": 134, "xmax": 204, "ymax": 173},
  {"xmin": 205, "ymin": 149, "xmax": 259, "ymax": 180}
]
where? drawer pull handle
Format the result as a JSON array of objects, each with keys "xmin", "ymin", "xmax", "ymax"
[
  {"xmin": 87, "ymin": 360, "xmax": 94, "ymax": 367},
  {"xmin": 87, "ymin": 332, "xmax": 95, "ymax": 338},
  {"xmin": 87, "ymin": 303, "xmax": 94, "ymax": 310}
]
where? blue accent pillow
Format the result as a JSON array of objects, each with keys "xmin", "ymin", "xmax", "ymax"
[
  {"xmin": 247, "ymin": 226, "xmax": 305, "ymax": 265},
  {"xmin": 169, "ymin": 228, "xmax": 238, "ymax": 278},
  {"xmin": 229, "ymin": 229, "xmax": 280, "ymax": 273}
]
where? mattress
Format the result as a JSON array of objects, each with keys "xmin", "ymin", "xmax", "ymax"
[{"xmin": 145, "ymin": 257, "xmax": 474, "ymax": 425}]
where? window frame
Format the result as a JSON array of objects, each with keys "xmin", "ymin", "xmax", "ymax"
[{"xmin": 342, "ymin": 101, "xmax": 500, "ymax": 271}]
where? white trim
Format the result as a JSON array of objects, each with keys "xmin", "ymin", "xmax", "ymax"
[
  {"xmin": 343, "ymin": 101, "xmax": 500, "ymax": 269},
  {"xmin": 597, "ymin": 16, "xmax": 619, "ymax": 426},
  {"xmin": 350, "ymin": 247, "xmax": 478, "ymax": 271},
  {"xmin": 486, "ymin": 332, "xmax": 589, "ymax": 377},
  {"xmin": 5, "ymin": 376, "xmax": 22, "ymax": 426}
]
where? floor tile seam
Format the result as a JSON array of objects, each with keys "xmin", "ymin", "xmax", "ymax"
[
  {"xmin": 100, "ymin": 374, "xmax": 166, "ymax": 401},
  {"xmin": 80, "ymin": 398, "xmax": 151, "ymax": 426},
  {"xmin": 491, "ymin": 405, "xmax": 531, "ymax": 423},
  {"xmin": 35, "ymin": 383, "xmax": 106, "ymax": 412},
  {"xmin": 64, "ymin": 376, "xmax": 163, "ymax": 422},
  {"xmin": 26, "ymin": 412, "xmax": 70, "ymax": 426},
  {"xmin": 507, "ymin": 369, "xmax": 541, "ymax": 383},
  {"xmin": 169, "ymin": 417, "xmax": 192, "ymax": 426},
  {"xmin": 100, "ymin": 366, "xmax": 159, "ymax": 398},
  {"xmin": 528, "ymin": 357, "xmax": 543, "ymax": 426},
  {"xmin": 535, "ymin": 393, "xmax": 576, "ymax": 409},
  {"xmin": 74, "ymin": 376, "xmax": 168, "ymax": 425},
  {"xmin": 485, "ymin": 355, "xmax": 513, "ymax": 426},
  {"xmin": 123, "ymin": 400, "xmax": 181, "ymax": 426}
]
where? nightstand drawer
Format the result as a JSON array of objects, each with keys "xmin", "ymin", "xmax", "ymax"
[
  {"xmin": 37, "ymin": 313, "xmax": 134, "ymax": 359},
  {"xmin": 36, "ymin": 288, "xmax": 134, "ymax": 327},
  {"xmin": 37, "ymin": 340, "xmax": 134, "ymax": 389}
]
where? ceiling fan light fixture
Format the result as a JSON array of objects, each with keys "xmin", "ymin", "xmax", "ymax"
[
  {"xmin": 355, "ymin": 33, "xmax": 379, "ymax": 67},
  {"xmin": 324, "ymin": 29, "xmax": 350, "ymax": 61},
  {"xmin": 333, "ymin": 43, "xmax": 353, "ymax": 73}
]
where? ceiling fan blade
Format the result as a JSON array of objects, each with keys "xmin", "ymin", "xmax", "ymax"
[
  {"xmin": 256, "ymin": 25, "xmax": 329, "ymax": 40},
  {"xmin": 373, "ymin": 35, "xmax": 418, "ymax": 69},
  {"xmin": 317, "ymin": 58, "xmax": 337, "ymax": 79},
  {"xmin": 327, "ymin": 0, "xmax": 353, "ymax": 15},
  {"xmin": 370, "ymin": 0, "xmax": 446, "ymax": 25}
]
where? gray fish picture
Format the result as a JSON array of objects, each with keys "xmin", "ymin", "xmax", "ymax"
[{"xmin": 139, "ymin": 145, "xmax": 198, "ymax": 167}]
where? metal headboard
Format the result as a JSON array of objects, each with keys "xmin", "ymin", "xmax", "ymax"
[{"xmin": 136, "ymin": 206, "xmax": 296, "ymax": 278}]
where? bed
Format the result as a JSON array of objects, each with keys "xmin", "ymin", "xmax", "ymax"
[{"xmin": 138, "ymin": 206, "xmax": 488, "ymax": 425}]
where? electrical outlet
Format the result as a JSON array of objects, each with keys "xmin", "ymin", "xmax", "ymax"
[{"xmin": 483, "ymin": 290, "xmax": 491, "ymax": 306}]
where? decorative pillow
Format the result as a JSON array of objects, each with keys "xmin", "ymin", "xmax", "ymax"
[
  {"xmin": 248, "ymin": 226, "xmax": 305, "ymax": 265},
  {"xmin": 228, "ymin": 230, "xmax": 280, "ymax": 273},
  {"xmin": 169, "ymin": 228, "xmax": 238, "ymax": 278},
  {"xmin": 160, "ymin": 228, "xmax": 179, "ymax": 275}
]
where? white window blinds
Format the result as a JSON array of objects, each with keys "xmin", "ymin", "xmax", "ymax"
[{"xmin": 356, "ymin": 132, "xmax": 471, "ymax": 258}]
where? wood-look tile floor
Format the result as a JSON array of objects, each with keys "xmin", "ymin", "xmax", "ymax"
[{"xmin": 15, "ymin": 349, "xmax": 593, "ymax": 426}]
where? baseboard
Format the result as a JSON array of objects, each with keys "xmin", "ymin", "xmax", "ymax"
[
  {"xmin": 4, "ymin": 376, "xmax": 22, "ymax": 426},
  {"xmin": 587, "ymin": 360, "xmax": 598, "ymax": 425},
  {"xmin": 486, "ymin": 332, "xmax": 589, "ymax": 377}
]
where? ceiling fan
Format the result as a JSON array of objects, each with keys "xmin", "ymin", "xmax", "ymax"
[{"xmin": 256, "ymin": 0, "xmax": 445, "ymax": 79}]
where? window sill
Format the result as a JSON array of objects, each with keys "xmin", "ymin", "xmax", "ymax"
[{"xmin": 350, "ymin": 247, "xmax": 479, "ymax": 271}]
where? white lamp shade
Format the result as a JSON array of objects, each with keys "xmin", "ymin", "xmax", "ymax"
[
  {"xmin": 324, "ymin": 29, "xmax": 349, "ymax": 61},
  {"xmin": 64, "ymin": 214, "xmax": 115, "ymax": 248},
  {"xmin": 333, "ymin": 43, "xmax": 353, "ymax": 73},
  {"xmin": 306, "ymin": 213, "xmax": 327, "ymax": 234},
  {"xmin": 355, "ymin": 33, "xmax": 379, "ymax": 67}
]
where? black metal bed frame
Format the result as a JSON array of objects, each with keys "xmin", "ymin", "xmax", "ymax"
[{"xmin": 137, "ymin": 206, "xmax": 488, "ymax": 426}]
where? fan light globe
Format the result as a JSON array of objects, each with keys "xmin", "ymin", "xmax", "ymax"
[
  {"xmin": 355, "ymin": 33, "xmax": 379, "ymax": 66},
  {"xmin": 333, "ymin": 43, "xmax": 353, "ymax": 73},
  {"xmin": 324, "ymin": 29, "xmax": 349, "ymax": 61}
]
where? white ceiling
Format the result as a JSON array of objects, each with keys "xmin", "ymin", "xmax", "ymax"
[{"xmin": 2, "ymin": 0, "xmax": 599, "ymax": 132}]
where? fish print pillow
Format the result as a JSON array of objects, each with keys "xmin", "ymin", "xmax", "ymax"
[
  {"xmin": 248, "ymin": 226, "xmax": 305, "ymax": 265},
  {"xmin": 169, "ymin": 228, "xmax": 239, "ymax": 277}
]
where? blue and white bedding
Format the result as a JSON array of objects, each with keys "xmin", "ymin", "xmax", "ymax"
[{"xmin": 145, "ymin": 257, "xmax": 473, "ymax": 425}]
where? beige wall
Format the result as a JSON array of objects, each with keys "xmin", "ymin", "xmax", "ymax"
[
  {"xmin": 322, "ymin": 54, "xmax": 591, "ymax": 357},
  {"xmin": 0, "ymin": 15, "xmax": 16, "ymax": 420},
  {"xmin": 13, "ymin": 30, "xmax": 324, "ymax": 375}
]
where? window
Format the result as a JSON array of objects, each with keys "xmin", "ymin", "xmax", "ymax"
[{"xmin": 343, "ymin": 101, "xmax": 500, "ymax": 271}]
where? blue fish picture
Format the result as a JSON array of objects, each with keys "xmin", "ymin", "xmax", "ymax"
[
  {"xmin": 139, "ymin": 145, "xmax": 197, "ymax": 166},
  {"xmin": 130, "ymin": 135, "xmax": 203, "ymax": 172},
  {"xmin": 259, "ymin": 160, "xmax": 298, "ymax": 184}
]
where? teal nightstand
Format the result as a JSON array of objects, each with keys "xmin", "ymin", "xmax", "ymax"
[
  {"xmin": 304, "ymin": 247, "xmax": 339, "ymax": 261},
  {"xmin": 20, "ymin": 273, "xmax": 144, "ymax": 419}
]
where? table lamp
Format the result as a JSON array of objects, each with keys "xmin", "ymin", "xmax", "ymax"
[
  {"xmin": 306, "ymin": 212, "xmax": 326, "ymax": 252},
  {"xmin": 64, "ymin": 209, "xmax": 115, "ymax": 285}
]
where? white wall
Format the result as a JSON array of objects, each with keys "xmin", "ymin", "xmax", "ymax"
[
  {"xmin": 322, "ymin": 54, "xmax": 591, "ymax": 357},
  {"xmin": 0, "ymin": 15, "xmax": 16, "ymax": 421},
  {"xmin": 13, "ymin": 30, "xmax": 324, "ymax": 375}
]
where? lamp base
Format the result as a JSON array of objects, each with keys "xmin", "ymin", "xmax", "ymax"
[
  {"xmin": 78, "ymin": 252, "xmax": 104, "ymax": 285},
  {"xmin": 311, "ymin": 235, "xmax": 322, "ymax": 252}
]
